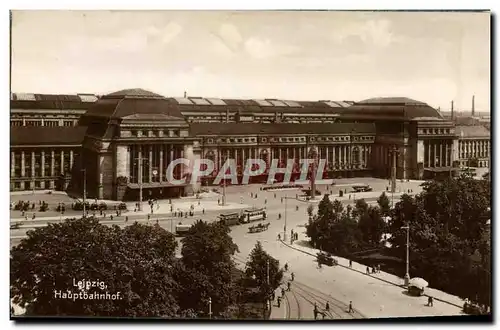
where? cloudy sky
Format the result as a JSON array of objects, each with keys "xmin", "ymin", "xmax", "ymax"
[{"xmin": 11, "ymin": 10, "xmax": 490, "ymax": 111}]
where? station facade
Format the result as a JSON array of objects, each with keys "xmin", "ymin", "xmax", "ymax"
[{"xmin": 10, "ymin": 89, "xmax": 490, "ymax": 201}]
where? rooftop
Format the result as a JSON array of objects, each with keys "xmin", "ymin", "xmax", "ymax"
[
  {"xmin": 456, "ymin": 125, "xmax": 491, "ymax": 138},
  {"xmin": 11, "ymin": 126, "xmax": 87, "ymax": 145}
]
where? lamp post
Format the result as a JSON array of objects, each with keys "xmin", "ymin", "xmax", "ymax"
[
  {"xmin": 81, "ymin": 169, "xmax": 86, "ymax": 218},
  {"xmin": 401, "ymin": 225, "xmax": 410, "ymax": 286},
  {"xmin": 134, "ymin": 155, "xmax": 146, "ymax": 211},
  {"xmin": 284, "ymin": 195, "xmax": 288, "ymax": 241},
  {"xmin": 208, "ymin": 297, "xmax": 212, "ymax": 319},
  {"xmin": 389, "ymin": 146, "xmax": 400, "ymax": 207}
]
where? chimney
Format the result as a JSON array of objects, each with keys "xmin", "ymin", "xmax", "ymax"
[
  {"xmin": 451, "ymin": 100, "xmax": 454, "ymax": 120},
  {"xmin": 184, "ymin": 91, "xmax": 187, "ymax": 98},
  {"xmin": 472, "ymin": 95, "xmax": 475, "ymax": 117}
]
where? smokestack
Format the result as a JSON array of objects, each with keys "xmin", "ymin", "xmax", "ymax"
[
  {"xmin": 184, "ymin": 91, "xmax": 187, "ymax": 98},
  {"xmin": 451, "ymin": 100, "xmax": 454, "ymax": 120},
  {"xmin": 472, "ymin": 95, "xmax": 475, "ymax": 117}
]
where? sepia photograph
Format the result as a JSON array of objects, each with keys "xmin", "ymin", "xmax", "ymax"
[{"xmin": 8, "ymin": 9, "xmax": 492, "ymax": 321}]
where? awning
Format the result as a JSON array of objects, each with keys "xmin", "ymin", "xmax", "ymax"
[{"xmin": 127, "ymin": 182, "xmax": 187, "ymax": 189}]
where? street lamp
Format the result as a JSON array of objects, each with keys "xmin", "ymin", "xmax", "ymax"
[
  {"xmin": 208, "ymin": 297, "xmax": 212, "ymax": 319},
  {"xmin": 81, "ymin": 169, "xmax": 86, "ymax": 218},
  {"xmin": 134, "ymin": 156, "xmax": 146, "ymax": 211},
  {"xmin": 401, "ymin": 225, "xmax": 410, "ymax": 286}
]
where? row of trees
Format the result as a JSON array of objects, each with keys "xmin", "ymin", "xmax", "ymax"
[
  {"xmin": 305, "ymin": 175, "xmax": 491, "ymax": 310},
  {"xmin": 306, "ymin": 192, "xmax": 390, "ymax": 256},
  {"xmin": 10, "ymin": 217, "xmax": 283, "ymax": 318}
]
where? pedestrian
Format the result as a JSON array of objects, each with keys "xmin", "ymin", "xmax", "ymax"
[
  {"xmin": 278, "ymin": 213, "xmax": 281, "ymax": 220},
  {"xmin": 110, "ymin": 215, "xmax": 113, "ymax": 221},
  {"xmin": 251, "ymin": 192, "xmax": 253, "ymax": 198},
  {"xmin": 287, "ymin": 282, "xmax": 291, "ymax": 292},
  {"xmin": 428, "ymin": 296, "xmax": 433, "ymax": 307},
  {"xmin": 125, "ymin": 216, "xmax": 128, "ymax": 222},
  {"xmin": 325, "ymin": 302, "xmax": 330, "ymax": 311},
  {"xmin": 202, "ymin": 208, "xmax": 205, "ymax": 214},
  {"xmin": 277, "ymin": 296, "xmax": 281, "ymax": 307},
  {"xmin": 314, "ymin": 303, "xmax": 318, "ymax": 320},
  {"xmin": 349, "ymin": 260, "xmax": 353, "ymax": 268},
  {"xmin": 265, "ymin": 199, "xmax": 267, "ymax": 204},
  {"xmin": 348, "ymin": 301, "xmax": 353, "ymax": 313},
  {"xmin": 366, "ymin": 266, "xmax": 369, "ymax": 274},
  {"xmin": 284, "ymin": 263, "xmax": 288, "ymax": 271},
  {"xmin": 156, "ymin": 219, "xmax": 159, "ymax": 225},
  {"xmin": 295, "ymin": 205, "xmax": 299, "ymax": 211},
  {"xmin": 274, "ymin": 193, "xmax": 277, "ymax": 198},
  {"xmin": 281, "ymin": 288, "xmax": 285, "ymax": 297},
  {"xmin": 378, "ymin": 264, "xmax": 381, "ymax": 273},
  {"xmin": 291, "ymin": 272, "xmax": 295, "ymax": 281},
  {"xmin": 218, "ymin": 199, "xmax": 220, "ymax": 205},
  {"xmin": 147, "ymin": 214, "xmax": 150, "ymax": 221},
  {"xmin": 277, "ymin": 233, "xmax": 281, "ymax": 240}
]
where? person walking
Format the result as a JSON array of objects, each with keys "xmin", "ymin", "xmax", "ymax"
[
  {"xmin": 366, "ymin": 266, "xmax": 369, "ymax": 274},
  {"xmin": 427, "ymin": 296, "xmax": 434, "ymax": 307},
  {"xmin": 348, "ymin": 301, "xmax": 354, "ymax": 313},
  {"xmin": 313, "ymin": 303, "xmax": 318, "ymax": 320},
  {"xmin": 284, "ymin": 263, "xmax": 288, "ymax": 271},
  {"xmin": 287, "ymin": 282, "xmax": 291, "ymax": 291},
  {"xmin": 291, "ymin": 272, "xmax": 295, "ymax": 281},
  {"xmin": 325, "ymin": 302, "xmax": 330, "ymax": 312},
  {"xmin": 349, "ymin": 260, "xmax": 353, "ymax": 268}
]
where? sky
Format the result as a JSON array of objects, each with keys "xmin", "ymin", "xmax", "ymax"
[{"xmin": 10, "ymin": 10, "xmax": 491, "ymax": 112}]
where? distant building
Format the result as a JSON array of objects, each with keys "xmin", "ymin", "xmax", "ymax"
[{"xmin": 456, "ymin": 125, "xmax": 491, "ymax": 168}]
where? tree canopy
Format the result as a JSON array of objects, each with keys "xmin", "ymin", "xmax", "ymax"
[
  {"xmin": 10, "ymin": 218, "xmax": 180, "ymax": 317},
  {"xmin": 244, "ymin": 241, "xmax": 283, "ymax": 302},
  {"xmin": 178, "ymin": 220, "xmax": 239, "ymax": 317}
]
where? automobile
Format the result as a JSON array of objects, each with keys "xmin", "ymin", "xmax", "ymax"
[{"xmin": 316, "ymin": 252, "xmax": 338, "ymax": 267}]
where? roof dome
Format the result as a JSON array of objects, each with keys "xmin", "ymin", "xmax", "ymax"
[
  {"xmin": 357, "ymin": 97, "xmax": 426, "ymax": 105},
  {"xmin": 104, "ymin": 88, "xmax": 165, "ymax": 98}
]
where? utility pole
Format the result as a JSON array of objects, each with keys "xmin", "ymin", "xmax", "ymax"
[
  {"xmin": 134, "ymin": 154, "xmax": 145, "ymax": 211},
  {"xmin": 222, "ymin": 150, "xmax": 228, "ymax": 206},
  {"xmin": 401, "ymin": 225, "xmax": 410, "ymax": 286},
  {"xmin": 208, "ymin": 297, "xmax": 212, "ymax": 319},
  {"xmin": 284, "ymin": 195, "xmax": 288, "ymax": 241},
  {"xmin": 81, "ymin": 169, "xmax": 86, "ymax": 218}
]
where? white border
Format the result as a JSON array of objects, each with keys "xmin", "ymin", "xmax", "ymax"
[{"xmin": 2, "ymin": 1, "xmax": 496, "ymax": 330}]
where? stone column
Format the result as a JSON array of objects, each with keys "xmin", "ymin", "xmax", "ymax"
[
  {"xmin": 180, "ymin": 148, "xmax": 184, "ymax": 179},
  {"xmin": 50, "ymin": 150, "xmax": 55, "ymax": 177},
  {"xmin": 10, "ymin": 151, "xmax": 15, "ymax": 178},
  {"xmin": 444, "ymin": 142, "xmax": 449, "ymax": 167},
  {"xmin": 148, "ymin": 145, "xmax": 153, "ymax": 183},
  {"xmin": 159, "ymin": 146, "xmax": 164, "ymax": 182},
  {"xmin": 31, "ymin": 151, "xmax": 35, "ymax": 178},
  {"xmin": 60, "ymin": 150, "xmax": 65, "ymax": 174},
  {"xmin": 41, "ymin": 151, "xmax": 45, "ymax": 177},
  {"xmin": 425, "ymin": 143, "xmax": 429, "ymax": 167},
  {"xmin": 70, "ymin": 150, "xmax": 74, "ymax": 170},
  {"xmin": 326, "ymin": 147, "xmax": 329, "ymax": 165},
  {"xmin": 433, "ymin": 143, "xmax": 437, "ymax": 167}
]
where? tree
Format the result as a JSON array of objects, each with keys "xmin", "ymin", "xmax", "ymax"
[
  {"xmin": 353, "ymin": 198, "xmax": 368, "ymax": 219},
  {"xmin": 358, "ymin": 206, "xmax": 386, "ymax": 246},
  {"xmin": 244, "ymin": 242, "xmax": 283, "ymax": 301},
  {"xmin": 179, "ymin": 220, "xmax": 239, "ymax": 316},
  {"xmin": 332, "ymin": 199, "xmax": 344, "ymax": 214},
  {"xmin": 388, "ymin": 177, "xmax": 491, "ymax": 309},
  {"xmin": 306, "ymin": 195, "xmax": 363, "ymax": 256},
  {"xmin": 10, "ymin": 218, "xmax": 180, "ymax": 317},
  {"xmin": 306, "ymin": 204, "xmax": 314, "ymax": 218},
  {"xmin": 377, "ymin": 192, "xmax": 391, "ymax": 216}
]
